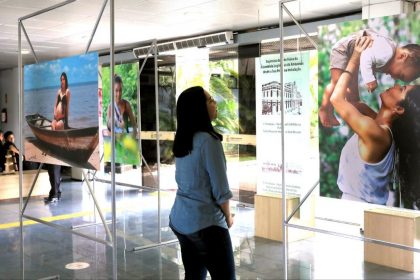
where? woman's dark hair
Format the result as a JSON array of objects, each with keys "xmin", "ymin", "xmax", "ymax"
[
  {"xmin": 392, "ymin": 85, "xmax": 420, "ymax": 208},
  {"xmin": 172, "ymin": 86, "xmax": 221, "ymax": 157},
  {"xmin": 61, "ymin": 72, "xmax": 68, "ymax": 89},
  {"xmin": 4, "ymin": 131, "xmax": 13, "ymax": 142},
  {"xmin": 115, "ymin": 75, "xmax": 123, "ymax": 85}
]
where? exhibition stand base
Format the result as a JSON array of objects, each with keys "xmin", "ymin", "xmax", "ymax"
[
  {"xmin": 254, "ymin": 193, "xmax": 315, "ymax": 242},
  {"xmin": 364, "ymin": 208, "xmax": 420, "ymax": 272},
  {"xmin": 0, "ymin": 170, "xmax": 49, "ymax": 200}
]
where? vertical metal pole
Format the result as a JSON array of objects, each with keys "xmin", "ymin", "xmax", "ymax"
[
  {"xmin": 154, "ymin": 42, "xmax": 162, "ymax": 243},
  {"xmin": 18, "ymin": 20, "xmax": 25, "ymax": 280},
  {"xmin": 279, "ymin": 1, "xmax": 288, "ymax": 279},
  {"xmin": 110, "ymin": 0, "xmax": 117, "ymax": 278},
  {"xmin": 136, "ymin": 53, "xmax": 142, "ymax": 182},
  {"xmin": 93, "ymin": 171, "xmax": 97, "ymax": 223}
]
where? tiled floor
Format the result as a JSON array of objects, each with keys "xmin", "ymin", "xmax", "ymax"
[{"xmin": 1, "ymin": 177, "xmax": 420, "ymax": 279}]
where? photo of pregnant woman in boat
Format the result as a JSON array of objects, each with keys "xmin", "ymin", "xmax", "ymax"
[{"xmin": 24, "ymin": 53, "xmax": 100, "ymax": 170}]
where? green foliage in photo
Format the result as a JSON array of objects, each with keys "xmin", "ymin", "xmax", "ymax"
[
  {"xmin": 101, "ymin": 63, "xmax": 140, "ymax": 165},
  {"xmin": 102, "ymin": 63, "xmax": 139, "ymax": 126},
  {"xmin": 209, "ymin": 60, "xmax": 239, "ymax": 134}
]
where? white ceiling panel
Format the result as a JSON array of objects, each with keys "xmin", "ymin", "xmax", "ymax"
[{"xmin": 0, "ymin": 0, "xmax": 364, "ymax": 69}]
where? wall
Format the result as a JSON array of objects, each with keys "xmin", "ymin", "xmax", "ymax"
[{"xmin": 0, "ymin": 67, "xmax": 21, "ymax": 145}]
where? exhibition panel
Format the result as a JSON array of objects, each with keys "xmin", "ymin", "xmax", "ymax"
[
  {"xmin": 24, "ymin": 53, "xmax": 100, "ymax": 170},
  {"xmin": 279, "ymin": 1, "xmax": 420, "ymax": 277},
  {"xmin": 318, "ymin": 12, "xmax": 420, "ymax": 209},
  {"xmin": 101, "ymin": 62, "xmax": 141, "ymax": 166},
  {"xmin": 17, "ymin": 0, "xmax": 120, "ymax": 279}
]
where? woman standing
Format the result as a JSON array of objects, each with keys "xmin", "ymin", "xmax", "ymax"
[
  {"xmin": 52, "ymin": 72, "xmax": 71, "ymax": 130},
  {"xmin": 169, "ymin": 86, "xmax": 235, "ymax": 280},
  {"xmin": 45, "ymin": 72, "xmax": 69, "ymax": 202},
  {"xmin": 331, "ymin": 36, "xmax": 420, "ymax": 205}
]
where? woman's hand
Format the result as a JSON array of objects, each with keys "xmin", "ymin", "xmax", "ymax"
[
  {"xmin": 117, "ymin": 119, "xmax": 125, "ymax": 129},
  {"xmin": 226, "ymin": 213, "xmax": 234, "ymax": 228},
  {"xmin": 347, "ymin": 36, "xmax": 373, "ymax": 71},
  {"xmin": 354, "ymin": 36, "xmax": 373, "ymax": 55}
]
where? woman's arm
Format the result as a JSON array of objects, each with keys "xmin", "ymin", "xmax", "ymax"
[
  {"xmin": 106, "ymin": 104, "xmax": 112, "ymax": 131},
  {"xmin": 330, "ymin": 37, "xmax": 381, "ymax": 141},
  {"xmin": 220, "ymin": 200, "xmax": 234, "ymax": 228},
  {"xmin": 125, "ymin": 100, "xmax": 138, "ymax": 137},
  {"xmin": 9, "ymin": 144, "xmax": 19, "ymax": 154},
  {"xmin": 53, "ymin": 93, "xmax": 58, "ymax": 119},
  {"xmin": 66, "ymin": 89, "xmax": 71, "ymax": 121},
  {"xmin": 202, "ymin": 136, "xmax": 234, "ymax": 228}
]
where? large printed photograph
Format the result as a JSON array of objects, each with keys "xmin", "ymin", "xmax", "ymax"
[
  {"xmin": 24, "ymin": 53, "xmax": 100, "ymax": 170},
  {"xmin": 318, "ymin": 13, "xmax": 420, "ymax": 208},
  {"xmin": 101, "ymin": 63, "xmax": 140, "ymax": 165}
]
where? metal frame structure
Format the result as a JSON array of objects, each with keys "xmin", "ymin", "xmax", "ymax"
[
  {"xmin": 278, "ymin": 1, "xmax": 420, "ymax": 279},
  {"xmin": 17, "ymin": 1, "xmax": 178, "ymax": 278},
  {"xmin": 17, "ymin": 0, "xmax": 120, "ymax": 278},
  {"xmin": 128, "ymin": 40, "xmax": 179, "ymax": 252}
]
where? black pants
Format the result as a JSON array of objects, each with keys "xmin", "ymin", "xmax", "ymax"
[
  {"xmin": 171, "ymin": 225, "xmax": 236, "ymax": 280},
  {"xmin": 46, "ymin": 164, "xmax": 61, "ymax": 198}
]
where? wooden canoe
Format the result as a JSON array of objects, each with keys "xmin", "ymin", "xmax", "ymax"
[{"xmin": 25, "ymin": 114, "xmax": 99, "ymax": 163}]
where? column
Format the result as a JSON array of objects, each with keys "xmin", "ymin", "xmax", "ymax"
[{"xmin": 362, "ymin": 0, "xmax": 415, "ymax": 19}]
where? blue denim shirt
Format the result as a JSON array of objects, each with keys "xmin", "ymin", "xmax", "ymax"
[{"xmin": 169, "ymin": 132, "xmax": 233, "ymax": 235}]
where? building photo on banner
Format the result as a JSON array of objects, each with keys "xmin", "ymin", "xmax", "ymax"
[
  {"xmin": 24, "ymin": 52, "xmax": 100, "ymax": 170},
  {"xmin": 255, "ymin": 50, "xmax": 318, "ymax": 197},
  {"xmin": 318, "ymin": 12, "xmax": 420, "ymax": 209},
  {"xmin": 100, "ymin": 62, "xmax": 140, "ymax": 166}
]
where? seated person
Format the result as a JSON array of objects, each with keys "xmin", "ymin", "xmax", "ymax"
[
  {"xmin": 3, "ymin": 131, "xmax": 25, "ymax": 171},
  {"xmin": 0, "ymin": 130, "xmax": 4, "ymax": 171}
]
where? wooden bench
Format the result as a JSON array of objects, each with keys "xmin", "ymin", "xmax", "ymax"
[
  {"xmin": 0, "ymin": 170, "xmax": 50, "ymax": 200},
  {"xmin": 364, "ymin": 208, "xmax": 420, "ymax": 272}
]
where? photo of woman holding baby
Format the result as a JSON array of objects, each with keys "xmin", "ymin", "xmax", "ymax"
[{"xmin": 318, "ymin": 12, "xmax": 420, "ymax": 209}]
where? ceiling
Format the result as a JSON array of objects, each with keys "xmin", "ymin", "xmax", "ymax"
[{"xmin": 0, "ymin": 0, "xmax": 365, "ymax": 70}]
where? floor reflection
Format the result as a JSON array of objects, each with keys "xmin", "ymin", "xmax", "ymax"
[{"xmin": 0, "ymin": 178, "xmax": 419, "ymax": 279}]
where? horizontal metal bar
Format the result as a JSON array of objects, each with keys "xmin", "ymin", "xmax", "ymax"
[
  {"xmin": 315, "ymin": 216, "xmax": 360, "ymax": 227},
  {"xmin": 72, "ymin": 220, "xmax": 113, "ymax": 230},
  {"xmin": 286, "ymin": 223, "xmax": 420, "ymax": 253},
  {"xmin": 19, "ymin": 0, "xmax": 76, "ymax": 21},
  {"xmin": 280, "ymin": 0, "xmax": 296, "ymax": 4},
  {"xmin": 22, "ymin": 214, "xmax": 112, "ymax": 247},
  {"xmin": 281, "ymin": 4, "xmax": 318, "ymax": 48},
  {"xmin": 38, "ymin": 275, "xmax": 60, "ymax": 280},
  {"xmin": 130, "ymin": 239, "xmax": 179, "ymax": 252},
  {"xmin": 95, "ymin": 178, "xmax": 155, "ymax": 191}
]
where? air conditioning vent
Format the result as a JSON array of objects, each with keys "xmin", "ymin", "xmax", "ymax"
[
  {"xmin": 133, "ymin": 31, "xmax": 234, "ymax": 58},
  {"xmin": 157, "ymin": 42, "xmax": 176, "ymax": 52},
  {"xmin": 174, "ymin": 31, "xmax": 233, "ymax": 50},
  {"xmin": 133, "ymin": 42, "xmax": 175, "ymax": 58}
]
